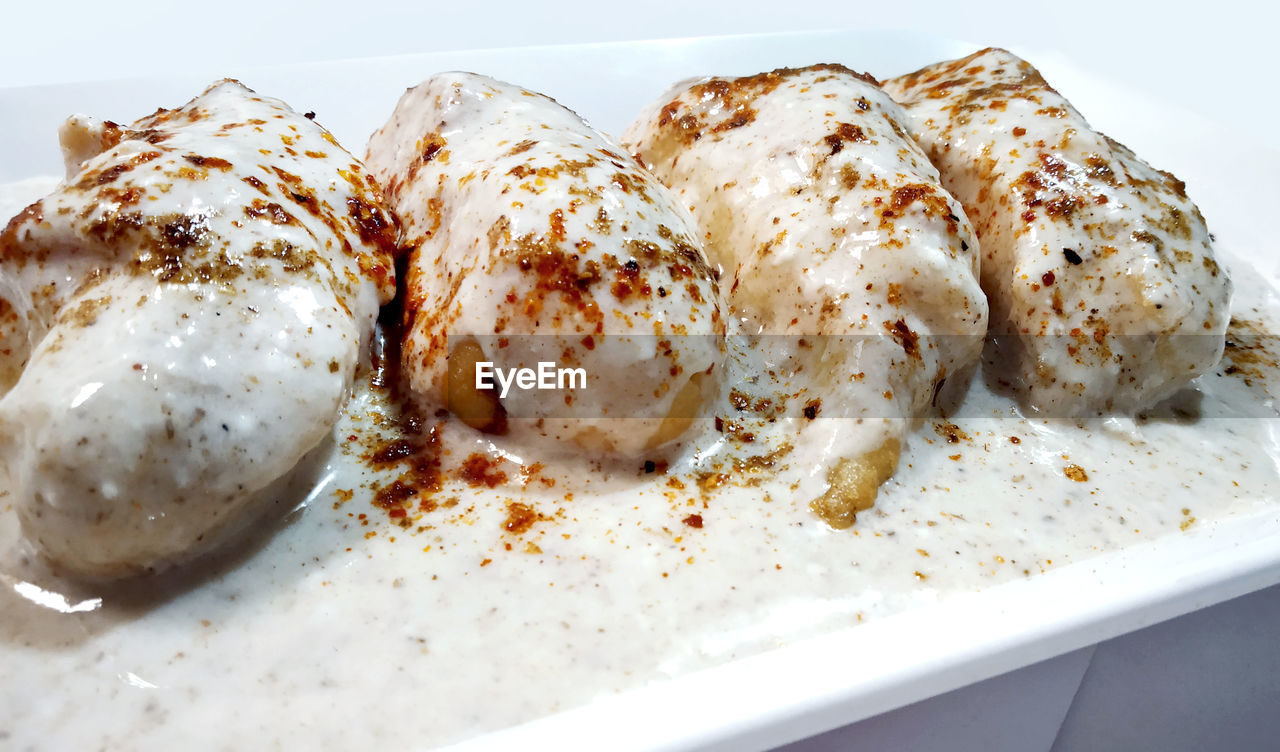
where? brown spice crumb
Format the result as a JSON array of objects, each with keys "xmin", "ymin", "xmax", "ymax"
[
  {"xmin": 503, "ymin": 502, "xmax": 539, "ymax": 535},
  {"xmin": 460, "ymin": 453, "xmax": 508, "ymax": 488},
  {"xmin": 934, "ymin": 421, "xmax": 970, "ymax": 444},
  {"xmin": 885, "ymin": 318, "xmax": 920, "ymax": 359}
]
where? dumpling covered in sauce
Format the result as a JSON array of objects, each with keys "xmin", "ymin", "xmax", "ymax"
[
  {"xmin": 0, "ymin": 80, "xmax": 398, "ymax": 576},
  {"xmin": 624, "ymin": 64, "xmax": 988, "ymax": 526},
  {"xmin": 883, "ymin": 48, "xmax": 1230, "ymax": 415},
  {"xmin": 364, "ymin": 72, "xmax": 725, "ymax": 456}
]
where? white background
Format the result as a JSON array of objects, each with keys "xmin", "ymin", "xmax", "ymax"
[
  {"xmin": 4, "ymin": 1, "xmax": 1278, "ymax": 750},
  {"xmin": 1, "ymin": 0, "xmax": 1276, "ymax": 140}
]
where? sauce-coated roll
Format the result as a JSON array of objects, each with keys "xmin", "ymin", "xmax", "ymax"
[
  {"xmin": 365, "ymin": 73, "xmax": 725, "ymax": 456},
  {"xmin": 884, "ymin": 48, "xmax": 1230, "ymax": 415},
  {"xmin": 0, "ymin": 80, "xmax": 398, "ymax": 576},
  {"xmin": 624, "ymin": 64, "xmax": 987, "ymax": 526}
]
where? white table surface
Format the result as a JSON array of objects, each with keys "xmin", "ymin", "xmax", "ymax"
[{"xmin": 4, "ymin": 2, "xmax": 1277, "ymax": 750}]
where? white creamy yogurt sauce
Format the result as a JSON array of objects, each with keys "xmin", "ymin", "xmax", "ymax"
[{"xmin": 1, "ymin": 162, "xmax": 1278, "ymax": 752}]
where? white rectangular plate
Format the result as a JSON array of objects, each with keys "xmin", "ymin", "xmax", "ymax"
[{"xmin": 2, "ymin": 29, "xmax": 1278, "ymax": 752}]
